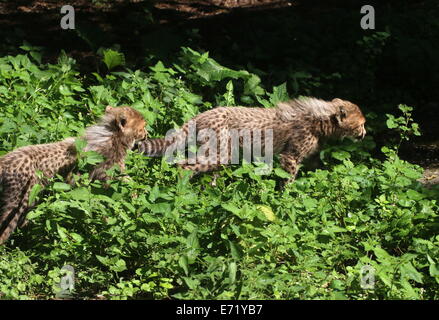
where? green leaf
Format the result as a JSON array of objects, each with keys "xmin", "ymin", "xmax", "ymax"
[
  {"xmin": 400, "ymin": 279, "xmax": 419, "ymax": 298},
  {"xmin": 406, "ymin": 189, "xmax": 424, "ymax": 200},
  {"xmin": 330, "ymin": 279, "xmax": 345, "ymax": 290},
  {"xmin": 57, "ymin": 225, "xmax": 68, "ymax": 240},
  {"xmin": 102, "ymin": 49, "xmax": 125, "ymax": 71},
  {"xmin": 269, "ymin": 82, "xmax": 289, "ymax": 105},
  {"xmin": 229, "ymin": 262, "xmax": 237, "ymax": 284},
  {"xmin": 224, "ymin": 80, "xmax": 235, "ymax": 105},
  {"xmin": 85, "ymin": 151, "xmax": 104, "ymax": 165},
  {"xmin": 400, "ymin": 262, "xmax": 423, "ymax": 284},
  {"xmin": 229, "ymin": 241, "xmax": 242, "ymax": 260},
  {"xmin": 179, "ymin": 255, "xmax": 189, "ymax": 276},
  {"xmin": 373, "ymin": 247, "xmax": 392, "ymax": 262},
  {"xmin": 274, "ymin": 168, "xmax": 291, "ymax": 179},
  {"xmin": 70, "ymin": 233, "xmax": 83, "ymax": 243},
  {"xmin": 67, "ymin": 187, "xmax": 91, "ymax": 201},
  {"xmin": 28, "ymin": 183, "xmax": 43, "ymax": 206},
  {"xmin": 59, "ymin": 85, "xmax": 72, "ymax": 96},
  {"xmin": 160, "ymin": 282, "xmax": 173, "ymax": 289},
  {"xmin": 256, "ymin": 205, "xmax": 277, "ymax": 222},
  {"xmin": 96, "ymin": 255, "xmax": 109, "ymax": 266},
  {"xmin": 74, "ymin": 138, "xmax": 87, "ymax": 152},
  {"xmin": 323, "ymin": 226, "xmax": 347, "ymax": 234},
  {"xmin": 53, "ymin": 182, "xmax": 71, "ymax": 192},
  {"xmin": 149, "ymin": 202, "xmax": 171, "ymax": 214},
  {"xmin": 112, "ymin": 259, "xmax": 127, "ymax": 272},
  {"xmin": 221, "ymin": 203, "xmax": 241, "ymax": 216},
  {"xmin": 429, "ymin": 263, "xmax": 439, "ymax": 277},
  {"xmin": 186, "ymin": 232, "xmax": 200, "ymax": 250},
  {"xmin": 401, "ymin": 167, "xmax": 422, "ymax": 180},
  {"xmin": 331, "ymin": 151, "xmax": 351, "ymax": 161},
  {"xmin": 26, "ymin": 209, "xmax": 44, "ymax": 221},
  {"xmin": 386, "ymin": 117, "xmax": 397, "ymax": 129},
  {"xmin": 303, "ymin": 198, "xmax": 318, "ymax": 210}
]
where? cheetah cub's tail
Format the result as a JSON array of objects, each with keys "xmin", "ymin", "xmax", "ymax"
[
  {"xmin": 136, "ymin": 138, "xmax": 169, "ymax": 157},
  {"xmin": 137, "ymin": 122, "xmax": 191, "ymax": 157}
]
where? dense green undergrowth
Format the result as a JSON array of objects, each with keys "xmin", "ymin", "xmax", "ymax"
[{"xmin": 0, "ymin": 46, "xmax": 438, "ymax": 299}]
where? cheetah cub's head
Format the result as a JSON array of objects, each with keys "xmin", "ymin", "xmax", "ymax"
[
  {"xmin": 105, "ymin": 105, "xmax": 147, "ymax": 148},
  {"xmin": 331, "ymin": 98, "xmax": 366, "ymax": 141}
]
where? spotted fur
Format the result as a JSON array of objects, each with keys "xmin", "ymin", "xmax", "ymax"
[
  {"xmin": 137, "ymin": 97, "xmax": 366, "ymax": 179},
  {"xmin": 0, "ymin": 106, "xmax": 147, "ymax": 244}
]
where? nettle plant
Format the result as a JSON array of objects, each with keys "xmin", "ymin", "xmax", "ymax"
[
  {"xmin": 385, "ymin": 104, "xmax": 421, "ymax": 151},
  {"xmin": 0, "ymin": 48, "xmax": 438, "ymax": 300}
]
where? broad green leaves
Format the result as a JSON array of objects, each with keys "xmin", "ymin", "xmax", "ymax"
[
  {"xmin": 0, "ymin": 48, "xmax": 437, "ymax": 300},
  {"xmin": 102, "ymin": 49, "xmax": 126, "ymax": 71}
]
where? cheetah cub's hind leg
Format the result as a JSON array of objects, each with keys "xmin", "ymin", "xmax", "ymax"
[
  {"xmin": 178, "ymin": 162, "xmax": 223, "ymax": 174},
  {"xmin": 0, "ymin": 173, "xmax": 36, "ymax": 244},
  {"xmin": 179, "ymin": 162, "xmax": 223, "ymax": 187},
  {"xmin": 177, "ymin": 127, "xmax": 231, "ymax": 186}
]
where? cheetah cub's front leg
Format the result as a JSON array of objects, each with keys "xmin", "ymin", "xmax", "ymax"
[
  {"xmin": 280, "ymin": 153, "xmax": 301, "ymax": 185},
  {"xmin": 280, "ymin": 135, "xmax": 319, "ymax": 185}
]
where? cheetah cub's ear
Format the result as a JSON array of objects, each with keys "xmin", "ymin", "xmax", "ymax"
[
  {"xmin": 105, "ymin": 105, "xmax": 127, "ymax": 131},
  {"xmin": 334, "ymin": 107, "xmax": 347, "ymax": 125},
  {"xmin": 331, "ymin": 99, "xmax": 347, "ymax": 124}
]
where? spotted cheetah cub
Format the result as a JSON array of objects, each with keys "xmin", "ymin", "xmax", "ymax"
[
  {"xmin": 0, "ymin": 106, "xmax": 147, "ymax": 244},
  {"xmin": 137, "ymin": 97, "xmax": 366, "ymax": 181}
]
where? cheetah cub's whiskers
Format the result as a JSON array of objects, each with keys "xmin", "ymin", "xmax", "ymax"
[
  {"xmin": 137, "ymin": 97, "xmax": 366, "ymax": 182},
  {"xmin": 0, "ymin": 106, "xmax": 147, "ymax": 244}
]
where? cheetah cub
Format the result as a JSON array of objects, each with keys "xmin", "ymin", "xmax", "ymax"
[
  {"xmin": 0, "ymin": 106, "xmax": 147, "ymax": 244},
  {"xmin": 137, "ymin": 97, "xmax": 366, "ymax": 181}
]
